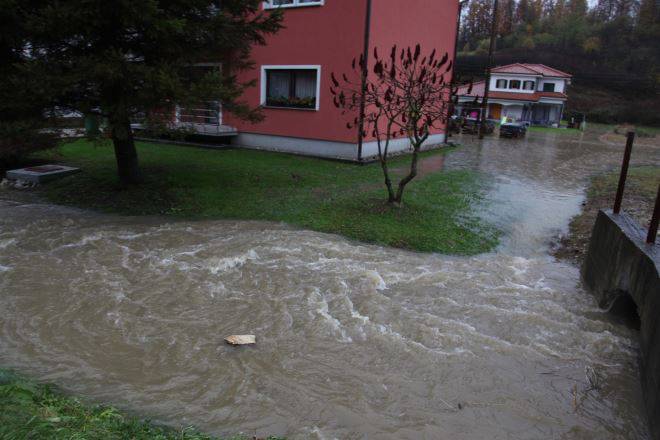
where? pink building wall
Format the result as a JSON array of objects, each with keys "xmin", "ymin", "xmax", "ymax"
[
  {"xmin": 224, "ymin": 0, "xmax": 460, "ymax": 160},
  {"xmin": 365, "ymin": 0, "xmax": 460, "ymax": 143},
  {"xmin": 224, "ymin": 0, "xmax": 366, "ymax": 144}
]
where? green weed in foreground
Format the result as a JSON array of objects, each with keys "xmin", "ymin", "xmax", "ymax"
[
  {"xmin": 0, "ymin": 369, "xmax": 282, "ymax": 440},
  {"xmin": 34, "ymin": 140, "xmax": 499, "ymax": 254}
]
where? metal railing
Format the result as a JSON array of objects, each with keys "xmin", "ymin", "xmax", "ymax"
[
  {"xmin": 176, "ymin": 102, "xmax": 221, "ymax": 125},
  {"xmin": 613, "ymin": 131, "xmax": 660, "ymax": 244}
]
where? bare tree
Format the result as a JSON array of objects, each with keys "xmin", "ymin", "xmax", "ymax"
[{"xmin": 331, "ymin": 44, "xmax": 460, "ymax": 206}]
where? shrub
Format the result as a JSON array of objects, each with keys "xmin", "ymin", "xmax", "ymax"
[{"xmin": 0, "ymin": 121, "xmax": 58, "ymax": 169}]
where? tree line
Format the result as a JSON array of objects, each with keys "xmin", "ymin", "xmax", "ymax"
[{"xmin": 458, "ymin": 0, "xmax": 660, "ymax": 124}]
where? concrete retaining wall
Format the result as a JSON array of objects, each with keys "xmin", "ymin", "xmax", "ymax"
[
  {"xmin": 582, "ymin": 209, "xmax": 660, "ymax": 439},
  {"xmin": 233, "ymin": 132, "xmax": 446, "ymax": 162}
]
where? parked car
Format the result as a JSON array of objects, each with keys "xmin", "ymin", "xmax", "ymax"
[
  {"xmin": 461, "ymin": 118, "xmax": 495, "ymax": 135},
  {"xmin": 448, "ymin": 115, "xmax": 462, "ymax": 134},
  {"xmin": 499, "ymin": 122, "xmax": 527, "ymax": 138}
]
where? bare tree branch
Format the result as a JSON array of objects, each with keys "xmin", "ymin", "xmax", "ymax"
[{"xmin": 332, "ymin": 44, "xmax": 467, "ymax": 205}]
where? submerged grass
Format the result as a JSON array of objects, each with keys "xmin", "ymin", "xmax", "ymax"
[
  {"xmin": 527, "ymin": 126, "xmax": 582, "ymax": 135},
  {"xmin": 32, "ymin": 140, "xmax": 499, "ymax": 254},
  {"xmin": 0, "ymin": 369, "xmax": 282, "ymax": 440},
  {"xmin": 527, "ymin": 123, "xmax": 660, "ymax": 137}
]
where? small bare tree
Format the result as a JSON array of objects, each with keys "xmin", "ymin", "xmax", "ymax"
[{"xmin": 331, "ymin": 44, "xmax": 459, "ymax": 206}]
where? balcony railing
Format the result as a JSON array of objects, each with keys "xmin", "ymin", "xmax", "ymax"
[
  {"xmin": 176, "ymin": 102, "xmax": 221, "ymax": 126},
  {"xmin": 174, "ymin": 102, "xmax": 237, "ymax": 136}
]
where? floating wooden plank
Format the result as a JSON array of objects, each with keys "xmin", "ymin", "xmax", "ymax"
[{"xmin": 224, "ymin": 335, "xmax": 256, "ymax": 346}]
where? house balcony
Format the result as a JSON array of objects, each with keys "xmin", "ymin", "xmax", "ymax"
[
  {"xmin": 174, "ymin": 103, "xmax": 237, "ymax": 137},
  {"xmin": 133, "ymin": 102, "xmax": 237, "ymax": 137}
]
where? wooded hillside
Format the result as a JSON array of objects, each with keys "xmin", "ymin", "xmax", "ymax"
[{"xmin": 457, "ymin": 0, "xmax": 660, "ymax": 125}]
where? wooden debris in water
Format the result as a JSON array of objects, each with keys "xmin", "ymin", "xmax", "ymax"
[
  {"xmin": 225, "ymin": 335, "xmax": 256, "ymax": 346},
  {"xmin": 585, "ymin": 365, "xmax": 602, "ymax": 391}
]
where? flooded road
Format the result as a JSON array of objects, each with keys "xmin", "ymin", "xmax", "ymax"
[{"xmin": 1, "ymin": 130, "xmax": 659, "ymax": 439}]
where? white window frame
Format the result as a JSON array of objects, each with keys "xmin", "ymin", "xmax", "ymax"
[
  {"xmin": 541, "ymin": 82, "xmax": 556, "ymax": 93},
  {"xmin": 263, "ymin": 0, "xmax": 324, "ymax": 9},
  {"xmin": 495, "ymin": 79, "xmax": 508, "ymax": 89},
  {"xmin": 508, "ymin": 79, "xmax": 522, "ymax": 90},
  {"xmin": 261, "ymin": 65, "xmax": 322, "ymax": 111},
  {"xmin": 522, "ymin": 80, "xmax": 536, "ymax": 91}
]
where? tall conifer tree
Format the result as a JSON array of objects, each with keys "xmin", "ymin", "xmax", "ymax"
[{"xmin": 24, "ymin": 0, "xmax": 282, "ymax": 184}]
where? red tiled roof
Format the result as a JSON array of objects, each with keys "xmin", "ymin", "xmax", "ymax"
[
  {"xmin": 491, "ymin": 63, "xmax": 572, "ymax": 78},
  {"xmin": 456, "ymin": 81, "xmax": 486, "ymax": 96},
  {"xmin": 490, "ymin": 64, "xmax": 540, "ymax": 75},
  {"xmin": 456, "ymin": 80, "xmax": 486, "ymax": 96},
  {"xmin": 457, "ymin": 80, "xmax": 568, "ymax": 102}
]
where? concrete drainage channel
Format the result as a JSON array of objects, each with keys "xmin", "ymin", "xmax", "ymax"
[{"xmin": 582, "ymin": 210, "xmax": 660, "ymax": 439}]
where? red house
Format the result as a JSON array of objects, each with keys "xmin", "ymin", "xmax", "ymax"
[{"xmin": 172, "ymin": 0, "xmax": 460, "ymax": 161}]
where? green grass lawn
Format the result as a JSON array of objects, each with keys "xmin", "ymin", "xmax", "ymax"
[
  {"xmin": 527, "ymin": 122, "xmax": 660, "ymax": 137},
  {"xmin": 527, "ymin": 126, "xmax": 582, "ymax": 135},
  {"xmin": 588, "ymin": 166, "xmax": 660, "ymax": 197},
  {"xmin": 554, "ymin": 166, "xmax": 660, "ymax": 263},
  {"xmin": 33, "ymin": 140, "xmax": 499, "ymax": 254},
  {"xmin": 0, "ymin": 369, "xmax": 281, "ymax": 440}
]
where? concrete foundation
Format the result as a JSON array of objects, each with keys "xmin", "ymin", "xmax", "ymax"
[
  {"xmin": 582, "ymin": 209, "xmax": 660, "ymax": 439},
  {"xmin": 6, "ymin": 165, "xmax": 80, "ymax": 184},
  {"xmin": 360, "ymin": 134, "xmax": 447, "ymax": 160},
  {"xmin": 233, "ymin": 132, "xmax": 446, "ymax": 162}
]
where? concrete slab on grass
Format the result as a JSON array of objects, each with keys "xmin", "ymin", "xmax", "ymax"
[{"xmin": 6, "ymin": 165, "xmax": 80, "ymax": 184}]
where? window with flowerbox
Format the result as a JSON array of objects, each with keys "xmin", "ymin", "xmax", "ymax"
[{"xmin": 262, "ymin": 66, "xmax": 320, "ymax": 110}]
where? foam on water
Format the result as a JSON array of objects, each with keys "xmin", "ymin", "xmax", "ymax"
[
  {"xmin": 0, "ymin": 238, "xmax": 17, "ymax": 249},
  {"xmin": 206, "ymin": 249, "xmax": 259, "ymax": 274},
  {"xmin": 364, "ymin": 269, "xmax": 388, "ymax": 290}
]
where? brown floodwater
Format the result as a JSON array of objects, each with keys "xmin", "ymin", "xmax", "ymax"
[{"xmin": 1, "ymin": 130, "xmax": 659, "ymax": 439}]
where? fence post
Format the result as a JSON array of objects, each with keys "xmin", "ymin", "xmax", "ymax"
[
  {"xmin": 647, "ymin": 184, "xmax": 660, "ymax": 244},
  {"xmin": 613, "ymin": 132, "xmax": 635, "ymax": 214}
]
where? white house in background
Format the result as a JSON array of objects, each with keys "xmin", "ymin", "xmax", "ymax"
[{"xmin": 456, "ymin": 63, "xmax": 572, "ymax": 126}]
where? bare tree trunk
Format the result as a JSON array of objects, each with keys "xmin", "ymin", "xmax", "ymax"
[
  {"xmin": 393, "ymin": 144, "xmax": 421, "ymax": 204},
  {"xmin": 380, "ymin": 159, "xmax": 396, "ymax": 203},
  {"xmin": 110, "ymin": 113, "xmax": 142, "ymax": 185},
  {"xmin": 375, "ymin": 118, "xmax": 396, "ymax": 203}
]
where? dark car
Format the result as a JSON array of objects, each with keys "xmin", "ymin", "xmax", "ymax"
[
  {"xmin": 448, "ymin": 115, "xmax": 462, "ymax": 134},
  {"xmin": 461, "ymin": 118, "xmax": 495, "ymax": 135},
  {"xmin": 499, "ymin": 122, "xmax": 527, "ymax": 138}
]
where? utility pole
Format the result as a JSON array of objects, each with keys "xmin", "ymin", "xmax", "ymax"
[
  {"xmin": 450, "ymin": 0, "xmax": 469, "ymax": 87},
  {"xmin": 356, "ymin": 0, "xmax": 373, "ymax": 162},
  {"xmin": 478, "ymin": 0, "xmax": 499, "ymax": 139},
  {"xmin": 448, "ymin": 0, "xmax": 469, "ymax": 140}
]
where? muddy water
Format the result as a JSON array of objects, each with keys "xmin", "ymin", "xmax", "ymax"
[{"xmin": 1, "ymin": 131, "xmax": 659, "ymax": 439}]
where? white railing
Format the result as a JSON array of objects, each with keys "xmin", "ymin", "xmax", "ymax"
[
  {"xmin": 133, "ymin": 102, "xmax": 237, "ymax": 136},
  {"xmin": 174, "ymin": 102, "xmax": 237, "ymax": 135},
  {"xmin": 176, "ymin": 102, "xmax": 221, "ymax": 126}
]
